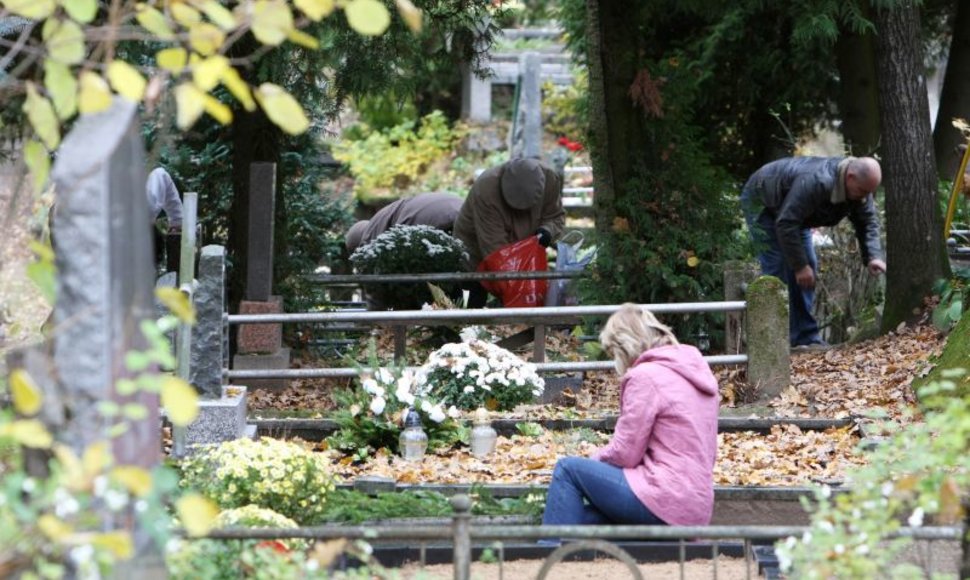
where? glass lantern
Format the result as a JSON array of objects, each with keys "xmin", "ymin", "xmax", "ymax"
[
  {"xmin": 469, "ymin": 407, "xmax": 498, "ymax": 458},
  {"xmin": 399, "ymin": 408, "xmax": 428, "ymax": 461}
]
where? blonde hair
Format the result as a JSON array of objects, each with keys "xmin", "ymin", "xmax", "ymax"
[{"xmin": 599, "ymin": 303, "xmax": 679, "ymax": 374}]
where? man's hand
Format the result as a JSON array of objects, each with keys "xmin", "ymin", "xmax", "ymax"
[
  {"xmin": 867, "ymin": 259, "xmax": 886, "ymax": 276},
  {"xmin": 536, "ymin": 228, "xmax": 552, "ymax": 248},
  {"xmin": 167, "ymin": 225, "xmax": 182, "ymax": 235},
  {"xmin": 795, "ymin": 265, "xmax": 815, "ymax": 289}
]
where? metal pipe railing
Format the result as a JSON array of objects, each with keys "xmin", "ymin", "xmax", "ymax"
[
  {"xmin": 304, "ymin": 270, "xmax": 583, "ymax": 285},
  {"xmin": 227, "ymin": 301, "xmax": 747, "ymax": 326},
  {"xmin": 225, "ymin": 355, "xmax": 747, "ymax": 380}
]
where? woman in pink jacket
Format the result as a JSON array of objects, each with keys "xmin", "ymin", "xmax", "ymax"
[{"xmin": 542, "ymin": 304, "xmax": 719, "ymax": 528}]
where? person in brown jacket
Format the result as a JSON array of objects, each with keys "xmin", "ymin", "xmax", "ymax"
[
  {"xmin": 345, "ymin": 192, "xmax": 464, "ymax": 253},
  {"xmin": 453, "ymin": 157, "xmax": 565, "ymax": 307}
]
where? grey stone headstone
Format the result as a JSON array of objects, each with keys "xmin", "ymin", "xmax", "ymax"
[
  {"xmin": 723, "ymin": 261, "xmax": 761, "ymax": 355},
  {"xmin": 511, "ymin": 52, "xmax": 543, "ymax": 160},
  {"xmin": 461, "ymin": 63, "xmax": 492, "ymax": 123},
  {"xmin": 245, "ymin": 163, "xmax": 276, "ymax": 301},
  {"xmin": 190, "ymin": 245, "xmax": 226, "ymax": 399},
  {"xmin": 746, "ymin": 275, "xmax": 790, "ymax": 400},
  {"xmin": 50, "ymin": 98, "xmax": 159, "ymax": 467}
]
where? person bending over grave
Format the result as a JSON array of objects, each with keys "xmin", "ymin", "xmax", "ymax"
[
  {"xmin": 344, "ymin": 192, "xmax": 464, "ymax": 253},
  {"xmin": 740, "ymin": 156, "xmax": 886, "ymax": 349},
  {"xmin": 453, "ymin": 157, "xmax": 565, "ymax": 308},
  {"xmin": 541, "ymin": 304, "xmax": 718, "ymax": 531}
]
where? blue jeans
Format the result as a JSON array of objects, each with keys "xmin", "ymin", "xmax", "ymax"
[
  {"xmin": 741, "ymin": 188, "xmax": 822, "ymax": 347},
  {"xmin": 541, "ymin": 457, "xmax": 667, "ymax": 526}
]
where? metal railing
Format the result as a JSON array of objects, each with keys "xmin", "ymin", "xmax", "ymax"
[{"xmin": 198, "ymin": 494, "xmax": 965, "ymax": 580}]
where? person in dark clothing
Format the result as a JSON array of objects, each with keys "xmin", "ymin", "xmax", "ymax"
[
  {"xmin": 740, "ymin": 156, "xmax": 886, "ymax": 348},
  {"xmin": 344, "ymin": 192, "xmax": 464, "ymax": 254}
]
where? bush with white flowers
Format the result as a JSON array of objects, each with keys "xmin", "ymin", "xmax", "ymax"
[
  {"xmin": 350, "ymin": 224, "xmax": 468, "ymax": 309},
  {"xmin": 328, "ymin": 365, "xmax": 461, "ymax": 459},
  {"xmin": 418, "ymin": 339, "xmax": 545, "ymax": 411}
]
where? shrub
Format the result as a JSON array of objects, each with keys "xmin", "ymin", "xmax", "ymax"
[
  {"xmin": 418, "ymin": 339, "xmax": 545, "ymax": 411},
  {"xmin": 350, "ymin": 224, "xmax": 468, "ymax": 310},
  {"xmin": 179, "ymin": 437, "xmax": 335, "ymax": 524},
  {"xmin": 327, "ymin": 363, "xmax": 461, "ymax": 461},
  {"xmin": 167, "ymin": 505, "xmax": 306, "ymax": 580},
  {"xmin": 332, "ymin": 111, "xmax": 466, "ymax": 200}
]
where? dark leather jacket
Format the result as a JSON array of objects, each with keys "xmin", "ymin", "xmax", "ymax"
[{"xmin": 743, "ymin": 156, "xmax": 883, "ymax": 271}]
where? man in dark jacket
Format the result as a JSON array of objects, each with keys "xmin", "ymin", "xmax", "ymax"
[{"xmin": 741, "ymin": 156, "xmax": 886, "ymax": 348}]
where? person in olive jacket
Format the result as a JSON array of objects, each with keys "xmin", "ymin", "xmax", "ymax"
[
  {"xmin": 453, "ymin": 157, "xmax": 565, "ymax": 307},
  {"xmin": 741, "ymin": 156, "xmax": 886, "ymax": 348}
]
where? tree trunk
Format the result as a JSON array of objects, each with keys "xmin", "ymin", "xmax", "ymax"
[
  {"xmin": 836, "ymin": 3, "xmax": 881, "ymax": 156},
  {"xmin": 874, "ymin": 0, "xmax": 949, "ymax": 331},
  {"xmin": 933, "ymin": 0, "xmax": 970, "ymax": 179},
  {"xmin": 585, "ymin": 0, "xmax": 654, "ymax": 233}
]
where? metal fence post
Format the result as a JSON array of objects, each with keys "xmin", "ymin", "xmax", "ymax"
[{"xmin": 451, "ymin": 494, "xmax": 472, "ymax": 580}]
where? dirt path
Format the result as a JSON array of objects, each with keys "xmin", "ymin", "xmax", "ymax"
[
  {"xmin": 0, "ymin": 156, "xmax": 51, "ymax": 365},
  {"xmin": 399, "ymin": 556, "xmax": 753, "ymax": 579}
]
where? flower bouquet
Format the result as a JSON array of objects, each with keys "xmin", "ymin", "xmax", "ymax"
[{"xmin": 418, "ymin": 339, "xmax": 544, "ymax": 411}]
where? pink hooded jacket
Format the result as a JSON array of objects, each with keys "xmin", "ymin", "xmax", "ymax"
[{"xmin": 592, "ymin": 344, "xmax": 719, "ymax": 525}]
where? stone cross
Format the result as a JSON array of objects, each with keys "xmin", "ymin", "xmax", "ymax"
[{"xmin": 50, "ymin": 98, "xmax": 159, "ymax": 468}]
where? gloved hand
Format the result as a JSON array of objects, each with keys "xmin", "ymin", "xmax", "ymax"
[{"xmin": 536, "ymin": 228, "xmax": 552, "ymax": 248}]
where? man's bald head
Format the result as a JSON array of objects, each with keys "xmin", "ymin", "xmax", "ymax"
[{"xmin": 846, "ymin": 157, "xmax": 881, "ymax": 201}]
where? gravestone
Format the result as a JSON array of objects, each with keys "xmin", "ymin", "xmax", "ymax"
[
  {"xmin": 233, "ymin": 163, "xmax": 289, "ymax": 389},
  {"xmin": 510, "ymin": 52, "xmax": 543, "ymax": 160},
  {"xmin": 48, "ymin": 98, "xmax": 165, "ymax": 577},
  {"xmin": 746, "ymin": 275, "xmax": 790, "ymax": 400},
  {"xmin": 459, "ymin": 19, "xmax": 494, "ymax": 123},
  {"xmin": 190, "ymin": 245, "xmax": 226, "ymax": 398},
  {"xmin": 50, "ymin": 98, "xmax": 159, "ymax": 467}
]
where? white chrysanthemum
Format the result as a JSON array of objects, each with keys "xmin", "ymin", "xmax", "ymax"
[
  {"xmin": 428, "ymin": 405, "xmax": 446, "ymax": 423},
  {"xmin": 370, "ymin": 396, "xmax": 386, "ymax": 415}
]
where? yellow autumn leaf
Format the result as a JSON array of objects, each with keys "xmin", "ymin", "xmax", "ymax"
[
  {"xmin": 203, "ymin": 94, "xmax": 232, "ymax": 124},
  {"xmin": 286, "ymin": 29, "xmax": 319, "ymax": 49},
  {"xmin": 82, "ymin": 441, "xmax": 110, "ymax": 477},
  {"xmin": 189, "ymin": 22, "xmax": 226, "ymax": 56},
  {"xmin": 107, "ymin": 60, "xmax": 146, "ymax": 102},
  {"xmin": 171, "ymin": 2, "xmax": 202, "ymax": 26},
  {"xmin": 110, "ymin": 466, "xmax": 153, "ymax": 497},
  {"xmin": 24, "ymin": 139, "xmax": 51, "ymax": 193},
  {"xmin": 220, "ymin": 66, "xmax": 256, "ymax": 111},
  {"xmin": 38, "ymin": 514, "xmax": 74, "ymax": 541},
  {"xmin": 161, "ymin": 377, "xmax": 199, "ymax": 426},
  {"xmin": 199, "ymin": 0, "xmax": 237, "ymax": 30},
  {"xmin": 687, "ymin": 256, "xmax": 699, "ymax": 268},
  {"xmin": 255, "ymin": 83, "xmax": 309, "ymax": 135},
  {"xmin": 78, "ymin": 71, "xmax": 113, "ymax": 114},
  {"xmin": 155, "ymin": 286, "xmax": 196, "ymax": 323},
  {"xmin": 135, "ymin": 4, "xmax": 176, "ymax": 40},
  {"xmin": 394, "ymin": 0, "xmax": 421, "ymax": 33},
  {"xmin": 344, "ymin": 0, "xmax": 390, "ymax": 36},
  {"xmin": 1, "ymin": 420, "xmax": 54, "ymax": 448},
  {"xmin": 174, "ymin": 82, "xmax": 205, "ymax": 129},
  {"xmin": 294, "ymin": 0, "xmax": 334, "ymax": 21},
  {"xmin": 24, "ymin": 83, "xmax": 60, "ymax": 150},
  {"xmin": 44, "ymin": 60, "xmax": 78, "ymax": 119},
  {"xmin": 4, "ymin": 0, "xmax": 56, "ymax": 19},
  {"xmin": 156, "ymin": 47, "xmax": 188, "ymax": 72},
  {"xmin": 192, "ymin": 55, "xmax": 229, "ymax": 92},
  {"xmin": 43, "ymin": 18, "xmax": 86, "ymax": 65},
  {"xmin": 62, "ymin": 0, "xmax": 98, "ymax": 23},
  {"xmin": 176, "ymin": 493, "xmax": 219, "ymax": 537},
  {"xmin": 251, "ymin": 0, "xmax": 294, "ymax": 46},
  {"xmin": 91, "ymin": 531, "xmax": 134, "ymax": 559},
  {"xmin": 53, "ymin": 443, "xmax": 85, "ymax": 487},
  {"xmin": 10, "ymin": 369, "xmax": 43, "ymax": 416}
]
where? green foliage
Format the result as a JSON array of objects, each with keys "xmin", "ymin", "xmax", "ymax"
[
  {"xmin": 420, "ymin": 340, "xmax": 545, "ymax": 411},
  {"xmin": 327, "ymin": 353, "xmax": 460, "ymax": 459},
  {"xmin": 542, "ymin": 70, "xmax": 588, "ymax": 141},
  {"xmin": 776, "ymin": 374, "xmax": 970, "ymax": 578},
  {"xmin": 166, "ymin": 505, "xmax": 306, "ymax": 580},
  {"xmin": 333, "ymin": 111, "xmax": 466, "ymax": 200},
  {"xmin": 515, "ymin": 422, "xmax": 545, "ymax": 438},
  {"xmin": 930, "ymin": 269, "xmax": 970, "ymax": 331},
  {"xmin": 179, "ymin": 437, "xmax": 336, "ymax": 525},
  {"xmin": 350, "ymin": 224, "xmax": 468, "ymax": 310},
  {"xmin": 317, "ymin": 489, "xmax": 453, "ymax": 523}
]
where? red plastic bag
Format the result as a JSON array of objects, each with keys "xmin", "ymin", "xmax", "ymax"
[{"xmin": 477, "ymin": 237, "xmax": 548, "ymax": 307}]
